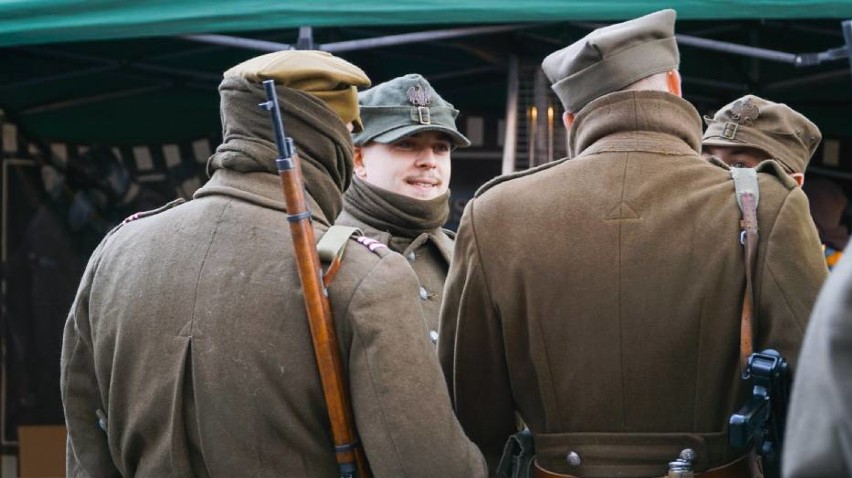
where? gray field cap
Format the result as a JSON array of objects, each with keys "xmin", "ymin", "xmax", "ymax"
[
  {"xmin": 703, "ymin": 95, "xmax": 822, "ymax": 174},
  {"xmin": 542, "ymin": 9, "xmax": 680, "ymax": 113},
  {"xmin": 352, "ymin": 73, "xmax": 470, "ymax": 147}
]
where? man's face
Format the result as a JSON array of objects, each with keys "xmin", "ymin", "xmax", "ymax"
[
  {"xmin": 354, "ymin": 131, "xmax": 452, "ymax": 200},
  {"xmin": 701, "ymin": 145, "xmax": 771, "ymax": 169}
]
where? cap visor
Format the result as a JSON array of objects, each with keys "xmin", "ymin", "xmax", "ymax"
[{"xmin": 372, "ymin": 124, "xmax": 471, "ymax": 148}]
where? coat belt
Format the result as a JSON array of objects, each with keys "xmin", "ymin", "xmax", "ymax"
[
  {"xmin": 534, "ymin": 455, "xmax": 752, "ymax": 478},
  {"xmin": 532, "ymin": 431, "xmax": 739, "ymax": 477}
]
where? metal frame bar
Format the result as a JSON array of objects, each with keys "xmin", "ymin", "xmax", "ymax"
[
  {"xmin": 182, "ymin": 23, "xmax": 539, "ymax": 53},
  {"xmin": 502, "ymin": 55, "xmax": 519, "ymax": 175},
  {"xmin": 1, "ymin": 158, "xmax": 38, "ymax": 449},
  {"xmin": 681, "ymin": 75, "xmax": 746, "ymax": 92},
  {"xmin": 18, "ymin": 46, "xmax": 222, "ymax": 83},
  {"xmin": 765, "ymin": 69, "xmax": 850, "ymax": 91},
  {"xmin": 807, "ymin": 165, "xmax": 852, "ymax": 180},
  {"xmin": 180, "ymin": 34, "xmax": 292, "ymax": 52},
  {"xmin": 322, "ymin": 23, "xmax": 535, "ymax": 52},
  {"xmin": 676, "ymin": 33, "xmax": 798, "ymax": 64},
  {"xmin": 21, "ymin": 85, "xmax": 171, "ymax": 115},
  {"xmin": 0, "ymin": 65, "xmax": 118, "ymax": 92},
  {"xmin": 573, "ymin": 21, "xmax": 849, "ymax": 67}
]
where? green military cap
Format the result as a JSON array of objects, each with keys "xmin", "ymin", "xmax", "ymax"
[
  {"xmin": 352, "ymin": 73, "xmax": 470, "ymax": 147},
  {"xmin": 541, "ymin": 9, "xmax": 679, "ymax": 113},
  {"xmin": 224, "ymin": 50, "xmax": 371, "ymax": 131},
  {"xmin": 703, "ymin": 95, "xmax": 822, "ymax": 174}
]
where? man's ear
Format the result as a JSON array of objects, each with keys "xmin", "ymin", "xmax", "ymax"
[
  {"xmin": 666, "ymin": 70, "xmax": 682, "ymax": 97},
  {"xmin": 790, "ymin": 172, "xmax": 805, "ymax": 187},
  {"xmin": 562, "ymin": 112, "xmax": 575, "ymax": 130},
  {"xmin": 353, "ymin": 147, "xmax": 368, "ymax": 179}
]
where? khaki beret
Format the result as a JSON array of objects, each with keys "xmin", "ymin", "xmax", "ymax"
[
  {"xmin": 542, "ymin": 9, "xmax": 679, "ymax": 113},
  {"xmin": 703, "ymin": 95, "xmax": 822, "ymax": 174},
  {"xmin": 352, "ymin": 73, "xmax": 469, "ymax": 147},
  {"xmin": 224, "ymin": 50, "xmax": 371, "ymax": 131}
]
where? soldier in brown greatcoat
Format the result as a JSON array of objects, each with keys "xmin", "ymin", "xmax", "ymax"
[
  {"xmin": 61, "ymin": 50, "xmax": 486, "ymax": 477},
  {"xmin": 438, "ymin": 9, "xmax": 827, "ymax": 478},
  {"xmin": 701, "ymin": 94, "xmax": 822, "ymax": 188},
  {"xmin": 783, "ymin": 252, "xmax": 852, "ymax": 478},
  {"xmin": 336, "ymin": 74, "xmax": 469, "ymax": 344}
]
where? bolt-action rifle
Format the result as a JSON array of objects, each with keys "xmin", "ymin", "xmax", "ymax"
[{"xmin": 259, "ymin": 79, "xmax": 370, "ymax": 478}]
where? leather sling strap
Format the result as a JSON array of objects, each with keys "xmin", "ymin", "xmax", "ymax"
[{"xmin": 731, "ymin": 168, "xmax": 760, "ymax": 375}]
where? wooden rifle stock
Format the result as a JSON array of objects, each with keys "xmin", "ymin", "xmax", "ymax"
[{"xmin": 259, "ymin": 80, "xmax": 370, "ymax": 478}]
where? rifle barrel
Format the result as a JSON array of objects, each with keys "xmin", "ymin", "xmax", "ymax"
[{"xmin": 261, "ymin": 79, "xmax": 370, "ymax": 478}]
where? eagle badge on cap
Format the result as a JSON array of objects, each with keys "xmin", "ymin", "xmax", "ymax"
[
  {"xmin": 406, "ymin": 84, "xmax": 432, "ymax": 107},
  {"xmin": 729, "ymin": 98, "xmax": 760, "ymax": 125}
]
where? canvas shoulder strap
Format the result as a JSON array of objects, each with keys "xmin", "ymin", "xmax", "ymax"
[
  {"xmin": 731, "ymin": 168, "xmax": 760, "ymax": 374},
  {"xmin": 316, "ymin": 225, "xmax": 362, "ymax": 287}
]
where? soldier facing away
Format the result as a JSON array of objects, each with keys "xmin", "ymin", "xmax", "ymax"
[
  {"xmin": 61, "ymin": 50, "xmax": 486, "ymax": 477},
  {"xmin": 701, "ymin": 95, "xmax": 822, "ymax": 188},
  {"xmin": 336, "ymin": 73, "xmax": 470, "ymax": 344},
  {"xmin": 438, "ymin": 9, "xmax": 827, "ymax": 478}
]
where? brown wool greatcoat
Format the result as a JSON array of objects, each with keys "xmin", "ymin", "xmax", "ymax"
[
  {"xmin": 336, "ymin": 203, "xmax": 454, "ymax": 342},
  {"xmin": 438, "ymin": 91, "xmax": 827, "ymax": 477},
  {"xmin": 61, "ymin": 169, "xmax": 486, "ymax": 477},
  {"xmin": 782, "ymin": 252, "xmax": 852, "ymax": 478}
]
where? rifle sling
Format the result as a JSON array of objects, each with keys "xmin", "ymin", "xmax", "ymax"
[{"xmin": 731, "ymin": 168, "xmax": 760, "ymax": 375}]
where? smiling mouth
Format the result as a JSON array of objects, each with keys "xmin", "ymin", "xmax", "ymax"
[{"xmin": 406, "ymin": 178, "xmax": 440, "ymax": 189}]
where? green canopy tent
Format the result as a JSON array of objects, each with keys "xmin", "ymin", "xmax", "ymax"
[
  {"xmin": 1, "ymin": 2, "xmax": 852, "ymax": 470},
  {"xmin": 0, "ymin": 0, "xmax": 850, "ymax": 144}
]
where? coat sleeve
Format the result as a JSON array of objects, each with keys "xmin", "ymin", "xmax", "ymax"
[
  {"xmin": 346, "ymin": 251, "xmax": 487, "ymax": 478},
  {"xmin": 438, "ymin": 199, "xmax": 516, "ymax": 471},
  {"xmin": 755, "ymin": 187, "xmax": 828, "ymax": 369},
  {"xmin": 782, "ymin": 252, "xmax": 852, "ymax": 478},
  {"xmin": 60, "ymin": 241, "xmax": 120, "ymax": 477}
]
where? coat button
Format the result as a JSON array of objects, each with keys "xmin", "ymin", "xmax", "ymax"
[
  {"xmin": 429, "ymin": 330, "xmax": 439, "ymax": 343},
  {"xmin": 566, "ymin": 451, "xmax": 581, "ymax": 467},
  {"xmin": 407, "ymin": 252, "xmax": 416, "ymax": 262},
  {"xmin": 419, "ymin": 287, "xmax": 428, "ymax": 300},
  {"xmin": 678, "ymin": 448, "xmax": 696, "ymax": 464}
]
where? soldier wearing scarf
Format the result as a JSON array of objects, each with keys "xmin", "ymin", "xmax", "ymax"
[
  {"xmin": 338, "ymin": 74, "xmax": 470, "ymax": 344},
  {"xmin": 61, "ymin": 52, "xmax": 486, "ymax": 477}
]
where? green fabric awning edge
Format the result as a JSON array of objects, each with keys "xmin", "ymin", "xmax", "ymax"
[{"xmin": 2, "ymin": 0, "xmax": 852, "ymax": 48}]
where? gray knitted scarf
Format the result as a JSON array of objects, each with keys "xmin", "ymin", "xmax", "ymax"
[{"xmin": 342, "ymin": 176, "xmax": 449, "ymax": 238}]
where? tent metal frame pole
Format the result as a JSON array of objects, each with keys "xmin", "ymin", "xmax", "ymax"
[
  {"xmin": 676, "ymin": 31, "xmax": 849, "ymax": 67},
  {"xmin": 21, "ymin": 85, "xmax": 171, "ymax": 115},
  {"xmin": 675, "ymin": 33, "xmax": 798, "ymax": 64},
  {"xmin": 427, "ymin": 65, "xmax": 501, "ymax": 81},
  {"xmin": 181, "ymin": 23, "xmax": 536, "ymax": 53},
  {"xmin": 322, "ymin": 23, "xmax": 535, "ymax": 52},
  {"xmin": 16, "ymin": 47, "xmax": 222, "ymax": 85},
  {"xmin": 766, "ymin": 68, "xmax": 850, "ymax": 91},
  {"xmin": 1, "ymin": 158, "xmax": 37, "ymax": 449},
  {"xmin": 575, "ymin": 21, "xmax": 849, "ymax": 67},
  {"xmin": 681, "ymin": 75, "xmax": 746, "ymax": 92},
  {"xmin": 180, "ymin": 34, "xmax": 293, "ymax": 52},
  {"xmin": 807, "ymin": 165, "xmax": 852, "ymax": 180},
  {"xmin": 0, "ymin": 65, "xmax": 118, "ymax": 91},
  {"xmin": 502, "ymin": 55, "xmax": 519, "ymax": 175}
]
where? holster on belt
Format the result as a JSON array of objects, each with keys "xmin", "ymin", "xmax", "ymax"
[{"xmin": 496, "ymin": 429, "xmax": 536, "ymax": 478}]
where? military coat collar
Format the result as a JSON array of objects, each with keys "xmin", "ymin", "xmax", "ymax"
[
  {"xmin": 194, "ymin": 169, "xmax": 332, "ymax": 227},
  {"xmin": 568, "ymin": 90, "xmax": 703, "ymax": 159}
]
